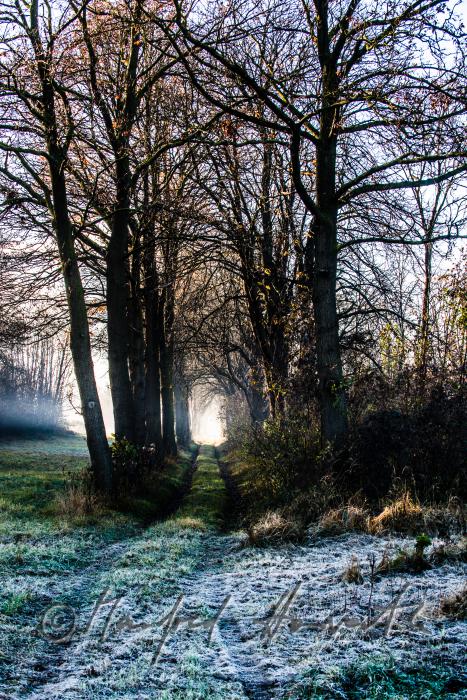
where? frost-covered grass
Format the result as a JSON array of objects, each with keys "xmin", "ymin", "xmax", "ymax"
[
  {"xmin": 284, "ymin": 655, "xmax": 466, "ymax": 699},
  {"xmin": 0, "ymin": 441, "xmax": 242, "ymax": 699},
  {"xmin": 0, "ymin": 437, "xmax": 209, "ymax": 697},
  {"xmin": 1, "ymin": 438, "xmax": 465, "ymax": 699}
]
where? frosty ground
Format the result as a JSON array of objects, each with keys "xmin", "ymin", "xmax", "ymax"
[{"xmin": 0, "ymin": 438, "xmax": 465, "ymax": 699}]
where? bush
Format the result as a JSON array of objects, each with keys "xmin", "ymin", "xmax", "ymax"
[
  {"xmin": 234, "ymin": 417, "xmax": 324, "ymax": 509},
  {"xmin": 376, "ymin": 534, "xmax": 432, "ymax": 574},
  {"xmin": 111, "ymin": 437, "xmax": 159, "ymax": 495},
  {"xmin": 348, "ymin": 384, "xmax": 467, "ymax": 503},
  {"xmin": 282, "ymin": 479, "xmax": 337, "ymax": 526}
]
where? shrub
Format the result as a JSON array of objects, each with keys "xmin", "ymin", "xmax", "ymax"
[
  {"xmin": 376, "ymin": 534, "xmax": 432, "ymax": 574},
  {"xmin": 111, "ymin": 437, "xmax": 159, "ymax": 495},
  {"xmin": 235, "ymin": 417, "xmax": 324, "ymax": 510},
  {"xmin": 348, "ymin": 384, "xmax": 467, "ymax": 503},
  {"xmin": 282, "ymin": 478, "xmax": 337, "ymax": 526}
]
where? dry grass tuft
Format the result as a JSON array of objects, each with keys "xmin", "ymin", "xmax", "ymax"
[
  {"xmin": 439, "ymin": 584, "xmax": 467, "ymax": 620},
  {"xmin": 247, "ymin": 510, "xmax": 305, "ymax": 546},
  {"xmin": 173, "ymin": 516, "xmax": 207, "ymax": 531},
  {"xmin": 55, "ymin": 480, "xmax": 101, "ymax": 519},
  {"xmin": 369, "ymin": 492, "xmax": 423, "ymax": 534},
  {"xmin": 318, "ymin": 505, "xmax": 369, "ymax": 535}
]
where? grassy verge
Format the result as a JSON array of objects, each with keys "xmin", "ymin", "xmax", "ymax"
[
  {"xmin": 118, "ymin": 443, "xmax": 198, "ymax": 521},
  {"xmin": 0, "ymin": 435, "xmax": 201, "ymax": 637}
]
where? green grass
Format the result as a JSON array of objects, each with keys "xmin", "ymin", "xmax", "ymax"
[
  {"xmin": 0, "ymin": 436, "xmax": 202, "ymax": 587},
  {"xmin": 0, "ymin": 434, "xmax": 89, "ymax": 520},
  {"xmin": 119, "ymin": 444, "xmax": 197, "ymax": 521},
  {"xmin": 0, "ymin": 433, "xmax": 139, "ymax": 539},
  {"xmin": 175, "ymin": 445, "xmax": 226, "ymax": 529}
]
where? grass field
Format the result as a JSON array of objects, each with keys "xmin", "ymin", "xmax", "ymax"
[{"xmin": 0, "ymin": 437, "xmax": 465, "ymax": 699}]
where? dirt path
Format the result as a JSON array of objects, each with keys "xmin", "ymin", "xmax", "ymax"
[{"xmin": 6, "ymin": 445, "xmax": 467, "ymax": 699}]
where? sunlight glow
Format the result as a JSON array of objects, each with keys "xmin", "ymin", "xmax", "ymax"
[{"xmin": 191, "ymin": 397, "xmax": 224, "ymax": 445}]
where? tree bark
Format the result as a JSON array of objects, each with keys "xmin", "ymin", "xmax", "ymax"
[
  {"xmin": 159, "ymin": 289, "xmax": 177, "ymax": 457},
  {"xmin": 128, "ymin": 235, "xmax": 146, "ymax": 445},
  {"xmin": 247, "ymin": 364, "xmax": 269, "ymax": 423},
  {"xmin": 417, "ymin": 234, "xmax": 433, "ymax": 380},
  {"xmin": 311, "ymin": 59, "xmax": 348, "ymax": 446},
  {"xmin": 46, "ymin": 125, "xmax": 112, "ymax": 492},
  {"xmin": 288, "ymin": 4, "xmax": 348, "ymax": 448},
  {"xmin": 175, "ymin": 377, "xmax": 191, "ymax": 446},
  {"xmin": 106, "ymin": 155, "xmax": 136, "ymax": 442},
  {"xmin": 53, "ymin": 168, "xmax": 113, "ymax": 491},
  {"xmin": 143, "ymin": 234, "xmax": 163, "ymax": 450},
  {"xmin": 28, "ymin": 1, "xmax": 113, "ymax": 492}
]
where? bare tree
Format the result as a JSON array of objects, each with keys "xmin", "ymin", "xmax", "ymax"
[
  {"xmin": 158, "ymin": 0, "xmax": 467, "ymax": 446},
  {"xmin": 0, "ymin": 0, "xmax": 112, "ymax": 489}
]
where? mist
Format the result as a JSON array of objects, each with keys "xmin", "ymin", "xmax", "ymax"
[{"xmin": 0, "ymin": 394, "xmax": 65, "ymax": 437}]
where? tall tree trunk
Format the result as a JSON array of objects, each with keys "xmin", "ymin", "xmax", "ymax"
[
  {"xmin": 174, "ymin": 377, "xmax": 191, "ymax": 447},
  {"xmin": 129, "ymin": 237, "xmax": 146, "ymax": 446},
  {"xmin": 290, "ymin": 7, "xmax": 349, "ymax": 447},
  {"xmin": 144, "ymin": 315, "xmax": 162, "ymax": 448},
  {"xmin": 49, "ymin": 157, "xmax": 113, "ymax": 492},
  {"xmin": 418, "ymin": 235, "xmax": 433, "ymax": 380},
  {"xmin": 31, "ymin": 7, "xmax": 113, "ymax": 491},
  {"xmin": 143, "ymin": 228, "xmax": 163, "ymax": 450},
  {"xmin": 312, "ymin": 133, "xmax": 348, "ymax": 447},
  {"xmin": 247, "ymin": 364, "xmax": 269, "ymax": 423},
  {"xmin": 159, "ymin": 290, "xmax": 177, "ymax": 457},
  {"xmin": 107, "ymin": 155, "xmax": 135, "ymax": 442}
]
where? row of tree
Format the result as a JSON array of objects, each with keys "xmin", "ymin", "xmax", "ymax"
[{"xmin": 0, "ymin": 0, "xmax": 465, "ymax": 494}]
